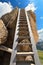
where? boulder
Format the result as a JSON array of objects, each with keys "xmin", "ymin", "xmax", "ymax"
[
  {"xmin": 0, "ymin": 19, "xmax": 8, "ymax": 44},
  {"xmin": 18, "ymin": 39, "xmax": 32, "ymax": 52},
  {"xmin": 1, "ymin": 7, "xmax": 18, "ymax": 48},
  {"xmin": 25, "ymin": 55, "xmax": 33, "ymax": 61}
]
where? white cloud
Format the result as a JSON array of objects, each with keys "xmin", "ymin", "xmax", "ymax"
[
  {"xmin": 38, "ymin": 29, "xmax": 43, "ymax": 34},
  {"xmin": 25, "ymin": 3, "xmax": 37, "ymax": 12},
  {"xmin": 38, "ymin": 29, "xmax": 43, "ymax": 40},
  {"xmin": 0, "ymin": 2, "xmax": 13, "ymax": 18}
]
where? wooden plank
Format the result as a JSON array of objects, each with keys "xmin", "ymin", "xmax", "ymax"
[
  {"xmin": 18, "ymin": 43, "xmax": 32, "ymax": 45},
  {"xmin": 0, "ymin": 45, "xmax": 12, "ymax": 53},
  {"xmin": 19, "ymin": 19, "xmax": 27, "ymax": 21},
  {"xmin": 18, "ymin": 36, "xmax": 30, "ymax": 39},
  {"xmin": 31, "ymin": 64, "xmax": 35, "ymax": 65},
  {"xmin": 17, "ymin": 52, "xmax": 34, "ymax": 56},
  {"xmin": 19, "ymin": 24, "xmax": 27, "ymax": 26}
]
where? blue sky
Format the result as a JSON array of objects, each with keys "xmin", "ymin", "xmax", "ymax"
[
  {"xmin": 0, "ymin": 0, "xmax": 43, "ymax": 30},
  {"xmin": 0, "ymin": 0, "xmax": 29, "ymax": 8}
]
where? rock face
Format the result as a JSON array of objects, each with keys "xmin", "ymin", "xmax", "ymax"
[
  {"xmin": 27, "ymin": 10, "xmax": 38, "ymax": 43},
  {"xmin": 18, "ymin": 39, "xmax": 32, "ymax": 52},
  {"xmin": 1, "ymin": 7, "xmax": 18, "ymax": 29},
  {"xmin": 0, "ymin": 8, "xmax": 18, "ymax": 65},
  {"xmin": 1, "ymin": 7, "xmax": 18, "ymax": 48},
  {"xmin": 17, "ymin": 39, "xmax": 32, "ymax": 61},
  {"xmin": 0, "ymin": 19, "xmax": 8, "ymax": 44},
  {"xmin": 25, "ymin": 55, "xmax": 33, "ymax": 61}
]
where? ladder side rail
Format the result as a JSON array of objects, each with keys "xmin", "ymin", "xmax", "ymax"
[
  {"xmin": 10, "ymin": 9, "xmax": 20, "ymax": 65},
  {"xmin": 25, "ymin": 10, "xmax": 41, "ymax": 65}
]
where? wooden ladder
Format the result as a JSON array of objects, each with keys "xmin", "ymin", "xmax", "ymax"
[{"xmin": 10, "ymin": 9, "xmax": 41, "ymax": 65}]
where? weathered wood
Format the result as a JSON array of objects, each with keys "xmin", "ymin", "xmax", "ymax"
[
  {"xmin": 17, "ymin": 52, "xmax": 34, "ymax": 56},
  {"xmin": 18, "ymin": 43, "xmax": 32, "ymax": 45},
  {"xmin": 10, "ymin": 9, "xmax": 20, "ymax": 65},
  {"xmin": 25, "ymin": 10, "xmax": 41, "ymax": 65},
  {"xmin": 0, "ymin": 45, "xmax": 12, "ymax": 53},
  {"xmin": 10, "ymin": 9, "xmax": 41, "ymax": 65}
]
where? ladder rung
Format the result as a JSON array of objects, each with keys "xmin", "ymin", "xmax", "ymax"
[
  {"xmin": 19, "ymin": 30, "xmax": 29, "ymax": 33},
  {"xmin": 17, "ymin": 36, "xmax": 30, "ymax": 40},
  {"xmin": 20, "ymin": 15, "xmax": 26, "ymax": 18},
  {"xmin": 20, "ymin": 17, "xmax": 26, "ymax": 18},
  {"xmin": 20, "ymin": 18, "xmax": 26, "ymax": 19},
  {"xmin": 19, "ymin": 23, "xmax": 27, "ymax": 25},
  {"xmin": 19, "ymin": 19, "xmax": 27, "ymax": 21},
  {"xmin": 18, "ymin": 28, "xmax": 28, "ymax": 31},
  {"xmin": 19, "ymin": 21, "xmax": 27, "ymax": 22},
  {"xmin": 18, "ymin": 32, "xmax": 29, "ymax": 36},
  {"xmin": 18, "ymin": 25, "xmax": 28, "ymax": 27},
  {"xmin": 19, "ymin": 27, "xmax": 28, "ymax": 29},
  {"xmin": 17, "ymin": 52, "xmax": 34, "ymax": 56},
  {"xmin": 19, "ymin": 20, "xmax": 27, "ymax": 23},
  {"xmin": 18, "ymin": 34, "xmax": 29, "ymax": 37},
  {"xmin": 19, "ymin": 24, "xmax": 27, "ymax": 26},
  {"xmin": 18, "ymin": 43, "xmax": 32, "ymax": 45},
  {"xmin": 19, "ymin": 22, "xmax": 27, "ymax": 24},
  {"xmin": 18, "ymin": 32, "xmax": 29, "ymax": 35},
  {"xmin": 20, "ymin": 15, "xmax": 25, "ymax": 16}
]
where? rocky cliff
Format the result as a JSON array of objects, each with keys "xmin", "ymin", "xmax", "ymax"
[
  {"xmin": 0, "ymin": 8, "xmax": 18, "ymax": 65},
  {"xmin": 1, "ymin": 7, "xmax": 18, "ymax": 48},
  {"xmin": 0, "ymin": 9, "xmax": 38, "ymax": 65},
  {"xmin": 27, "ymin": 10, "xmax": 38, "ymax": 43},
  {"xmin": 1, "ymin": 7, "xmax": 18, "ymax": 29},
  {"xmin": 0, "ymin": 19, "xmax": 8, "ymax": 44}
]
